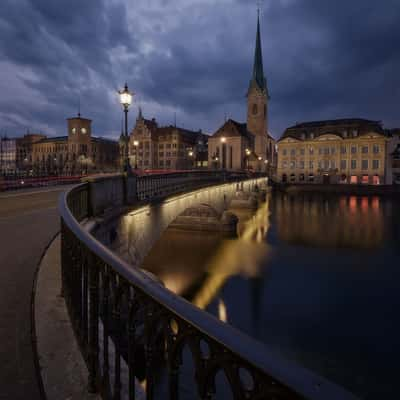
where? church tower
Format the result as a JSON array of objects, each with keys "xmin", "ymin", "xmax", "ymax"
[{"xmin": 247, "ymin": 11, "xmax": 269, "ymax": 157}]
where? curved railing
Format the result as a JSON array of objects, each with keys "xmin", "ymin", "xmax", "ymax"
[{"xmin": 59, "ymin": 172, "xmax": 357, "ymax": 400}]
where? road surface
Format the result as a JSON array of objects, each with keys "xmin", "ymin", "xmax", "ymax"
[{"xmin": 0, "ymin": 186, "xmax": 72, "ymax": 400}]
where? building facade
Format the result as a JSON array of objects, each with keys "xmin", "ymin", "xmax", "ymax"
[
  {"xmin": 0, "ymin": 137, "xmax": 17, "ymax": 175},
  {"xmin": 277, "ymin": 119, "xmax": 390, "ymax": 185},
  {"xmin": 30, "ymin": 114, "xmax": 119, "ymax": 176},
  {"xmin": 127, "ymin": 109, "xmax": 208, "ymax": 170},
  {"xmin": 387, "ymin": 129, "xmax": 400, "ymax": 185},
  {"xmin": 208, "ymin": 13, "xmax": 276, "ymax": 173}
]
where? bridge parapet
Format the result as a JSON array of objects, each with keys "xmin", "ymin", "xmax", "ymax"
[{"xmin": 59, "ymin": 171, "xmax": 358, "ymax": 400}]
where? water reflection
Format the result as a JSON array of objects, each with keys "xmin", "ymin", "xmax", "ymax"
[
  {"xmin": 137, "ymin": 191, "xmax": 400, "ymax": 398},
  {"xmin": 271, "ymin": 193, "xmax": 389, "ymax": 249}
]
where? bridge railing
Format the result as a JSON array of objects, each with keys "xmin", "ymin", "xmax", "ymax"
[{"xmin": 59, "ymin": 172, "xmax": 357, "ymax": 400}]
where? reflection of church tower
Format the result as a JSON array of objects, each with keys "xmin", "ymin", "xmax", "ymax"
[{"xmin": 247, "ymin": 11, "xmax": 270, "ymax": 158}]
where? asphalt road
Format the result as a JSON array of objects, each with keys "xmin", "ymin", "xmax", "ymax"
[{"xmin": 0, "ymin": 186, "xmax": 73, "ymax": 400}]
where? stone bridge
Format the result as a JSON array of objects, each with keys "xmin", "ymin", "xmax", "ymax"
[{"xmin": 92, "ymin": 176, "xmax": 267, "ymax": 268}]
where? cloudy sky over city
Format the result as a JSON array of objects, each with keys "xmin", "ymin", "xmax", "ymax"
[{"xmin": 0, "ymin": 0, "xmax": 399, "ymax": 139}]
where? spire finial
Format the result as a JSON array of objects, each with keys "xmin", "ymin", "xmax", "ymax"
[{"xmin": 78, "ymin": 96, "xmax": 81, "ymax": 117}]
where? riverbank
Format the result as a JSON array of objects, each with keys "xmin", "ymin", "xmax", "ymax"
[{"xmin": 276, "ymin": 183, "xmax": 400, "ymax": 196}]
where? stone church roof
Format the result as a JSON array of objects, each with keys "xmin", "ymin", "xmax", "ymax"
[{"xmin": 211, "ymin": 119, "xmax": 253, "ymax": 141}]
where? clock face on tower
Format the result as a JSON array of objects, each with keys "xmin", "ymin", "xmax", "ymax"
[
  {"xmin": 71, "ymin": 128, "xmax": 76, "ymax": 134},
  {"xmin": 81, "ymin": 127, "xmax": 87, "ymax": 134}
]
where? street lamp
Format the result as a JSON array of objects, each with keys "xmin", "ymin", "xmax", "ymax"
[{"xmin": 118, "ymin": 83, "xmax": 133, "ymax": 174}]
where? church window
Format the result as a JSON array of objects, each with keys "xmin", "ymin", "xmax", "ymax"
[{"xmin": 252, "ymin": 104, "xmax": 258, "ymax": 115}]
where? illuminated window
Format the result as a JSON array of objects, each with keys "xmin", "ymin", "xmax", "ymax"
[
  {"xmin": 362, "ymin": 175, "xmax": 369, "ymax": 184},
  {"xmin": 350, "ymin": 175, "xmax": 358, "ymax": 184},
  {"xmin": 290, "ymin": 161, "xmax": 296, "ymax": 169},
  {"xmin": 373, "ymin": 175, "xmax": 380, "ymax": 185},
  {"xmin": 81, "ymin": 128, "xmax": 87, "ymax": 134}
]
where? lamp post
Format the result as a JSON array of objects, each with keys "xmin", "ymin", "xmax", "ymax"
[
  {"xmin": 118, "ymin": 83, "xmax": 133, "ymax": 174},
  {"xmin": 245, "ymin": 148, "xmax": 251, "ymax": 171},
  {"xmin": 220, "ymin": 137, "xmax": 226, "ymax": 170},
  {"xmin": 133, "ymin": 140, "xmax": 139, "ymax": 169}
]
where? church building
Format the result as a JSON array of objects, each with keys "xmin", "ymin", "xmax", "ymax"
[{"xmin": 208, "ymin": 12, "xmax": 276, "ymax": 172}]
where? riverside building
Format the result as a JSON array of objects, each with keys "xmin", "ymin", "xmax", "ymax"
[
  {"xmin": 276, "ymin": 119, "xmax": 391, "ymax": 185},
  {"xmin": 207, "ymin": 12, "xmax": 276, "ymax": 172}
]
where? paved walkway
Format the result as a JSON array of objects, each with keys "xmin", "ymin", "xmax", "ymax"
[{"xmin": 0, "ymin": 187, "xmax": 69, "ymax": 400}]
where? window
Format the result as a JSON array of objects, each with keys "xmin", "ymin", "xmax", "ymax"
[
  {"xmin": 353, "ymin": 129, "xmax": 358, "ymax": 137},
  {"xmin": 324, "ymin": 160, "xmax": 329, "ymax": 170},
  {"xmin": 309, "ymin": 146, "xmax": 314, "ymax": 155},
  {"xmin": 343, "ymin": 130, "xmax": 348, "ymax": 138},
  {"xmin": 319, "ymin": 148, "xmax": 323, "ymax": 155},
  {"xmin": 299, "ymin": 173, "xmax": 305, "ymax": 181},
  {"xmin": 330, "ymin": 147, "xmax": 336, "ymax": 155},
  {"xmin": 362, "ymin": 146, "xmax": 369, "ymax": 154},
  {"xmin": 309, "ymin": 160, "xmax": 314, "ymax": 170},
  {"xmin": 351, "ymin": 159, "xmax": 357, "ymax": 169},
  {"xmin": 166, "ymin": 152, "xmax": 171, "ymax": 157},
  {"xmin": 159, "ymin": 144, "xmax": 164, "ymax": 149},
  {"xmin": 372, "ymin": 160, "xmax": 379, "ymax": 170},
  {"xmin": 290, "ymin": 149, "xmax": 295, "ymax": 156},
  {"xmin": 300, "ymin": 148, "xmax": 305, "ymax": 155},
  {"xmin": 351, "ymin": 146, "xmax": 357, "ymax": 154},
  {"xmin": 373, "ymin": 175, "xmax": 380, "ymax": 185},
  {"xmin": 361, "ymin": 160, "xmax": 369, "ymax": 170},
  {"xmin": 362, "ymin": 175, "xmax": 369, "ymax": 184},
  {"xmin": 308, "ymin": 174, "xmax": 314, "ymax": 182},
  {"xmin": 166, "ymin": 143, "xmax": 171, "ymax": 149},
  {"xmin": 331, "ymin": 160, "xmax": 336, "ymax": 169},
  {"xmin": 159, "ymin": 152, "xmax": 164, "ymax": 157},
  {"xmin": 282, "ymin": 161, "xmax": 288, "ymax": 168},
  {"xmin": 290, "ymin": 174, "xmax": 296, "ymax": 182},
  {"xmin": 310, "ymin": 132, "xmax": 314, "ymax": 139},
  {"xmin": 282, "ymin": 149, "xmax": 287, "ymax": 156},
  {"xmin": 299, "ymin": 161, "xmax": 305, "ymax": 169},
  {"xmin": 340, "ymin": 160, "xmax": 347, "ymax": 170},
  {"xmin": 341, "ymin": 146, "xmax": 347, "ymax": 154},
  {"xmin": 172, "ymin": 151, "xmax": 177, "ymax": 156},
  {"xmin": 159, "ymin": 161, "xmax": 164, "ymax": 167},
  {"xmin": 290, "ymin": 161, "xmax": 296, "ymax": 169},
  {"xmin": 350, "ymin": 175, "xmax": 358, "ymax": 184},
  {"xmin": 373, "ymin": 144, "xmax": 380, "ymax": 154},
  {"xmin": 324, "ymin": 147, "xmax": 329, "ymax": 155},
  {"xmin": 173, "ymin": 143, "xmax": 177, "ymax": 148}
]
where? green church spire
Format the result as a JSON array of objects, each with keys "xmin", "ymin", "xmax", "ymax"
[{"xmin": 250, "ymin": 11, "xmax": 268, "ymax": 94}]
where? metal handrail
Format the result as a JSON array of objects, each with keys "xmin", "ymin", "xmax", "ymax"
[{"xmin": 59, "ymin": 173, "xmax": 358, "ymax": 400}]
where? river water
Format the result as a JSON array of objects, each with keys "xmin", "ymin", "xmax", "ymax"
[{"xmin": 139, "ymin": 192, "xmax": 400, "ymax": 399}]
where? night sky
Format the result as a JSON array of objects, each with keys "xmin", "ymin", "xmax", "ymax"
[{"xmin": 0, "ymin": 0, "xmax": 399, "ymax": 140}]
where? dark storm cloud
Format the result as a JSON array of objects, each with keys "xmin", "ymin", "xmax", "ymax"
[{"xmin": 0, "ymin": 0, "xmax": 399, "ymax": 139}]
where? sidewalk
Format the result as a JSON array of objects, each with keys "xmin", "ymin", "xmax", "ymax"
[{"xmin": 34, "ymin": 235, "xmax": 99, "ymax": 400}]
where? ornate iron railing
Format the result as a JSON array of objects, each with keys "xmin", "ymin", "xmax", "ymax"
[{"xmin": 59, "ymin": 172, "xmax": 357, "ymax": 400}]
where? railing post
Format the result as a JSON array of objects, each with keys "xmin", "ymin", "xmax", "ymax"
[{"xmin": 87, "ymin": 253, "xmax": 99, "ymax": 393}]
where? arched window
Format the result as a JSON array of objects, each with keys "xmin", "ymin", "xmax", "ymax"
[{"xmin": 252, "ymin": 104, "xmax": 258, "ymax": 115}]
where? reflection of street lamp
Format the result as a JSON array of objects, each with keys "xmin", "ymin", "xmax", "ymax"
[
  {"xmin": 188, "ymin": 150, "xmax": 194, "ymax": 169},
  {"xmin": 118, "ymin": 83, "xmax": 133, "ymax": 174}
]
